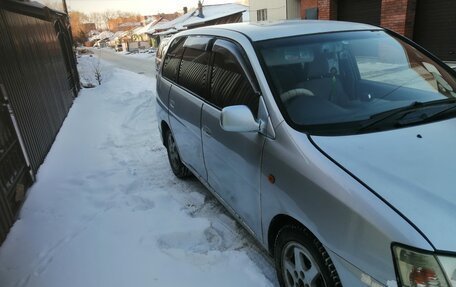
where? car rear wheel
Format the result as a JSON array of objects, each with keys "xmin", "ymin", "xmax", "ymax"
[
  {"xmin": 274, "ymin": 225, "xmax": 341, "ymax": 287},
  {"xmin": 165, "ymin": 130, "xmax": 191, "ymax": 178}
]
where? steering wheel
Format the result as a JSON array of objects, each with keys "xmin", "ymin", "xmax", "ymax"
[{"xmin": 280, "ymin": 88, "xmax": 314, "ymax": 103}]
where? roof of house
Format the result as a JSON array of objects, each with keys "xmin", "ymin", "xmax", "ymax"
[
  {"xmin": 109, "ymin": 31, "xmax": 128, "ymax": 41},
  {"xmin": 118, "ymin": 22, "xmax": 142, "ymax": 28},
  {"xmin": 151, "ymin": 3, "xmax": 247, "ymax": 35},
  {"xmin": 89, "ymin": 30, "xmax": 114, "ymax": 42},
  {"xmin": 135, "ymin": 18, "xmax": 169, "ymax": 35},
  {"xmin": 183, "ymin": 20, "xmax": 381, "ymax": 42}
]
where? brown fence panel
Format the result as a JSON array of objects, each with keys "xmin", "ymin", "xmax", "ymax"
[
  {"xmin": 0, "ymin": 87, "xmax": 30, "ymax": 243},
  {"xmin": 0, "ymin": 3, "xmax": 76, "ymax": 174},
  {"xmin": 0, "ymin": 1, "xmax": 79, "ymax": 244}
]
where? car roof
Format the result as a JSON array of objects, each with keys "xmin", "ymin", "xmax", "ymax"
[{"xmin": 187, "ymin": 20, "xmax": 382, "ymax": 42}]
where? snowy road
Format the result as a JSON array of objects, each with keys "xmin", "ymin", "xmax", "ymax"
[
  {"xmin": 92, "ymin": 48, "xmax": 156, "ymax": 78},
  {"xmin": 0, "ymin": 55, "xmax": 278, "ymax": 287}
]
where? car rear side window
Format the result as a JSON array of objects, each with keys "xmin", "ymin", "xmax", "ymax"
[
  {"xmin": 209, "ymin": 39, "xmax": 259, "ymax": 116},
  {"xmin": 162, "ymin": 37, "xmax": 186, "ymax": 82},
  {"xmin": 178, "ymin": 36, "xmax": 212, "ymax": 98}
]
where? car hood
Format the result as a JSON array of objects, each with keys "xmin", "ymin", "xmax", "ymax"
[{"xmin": 311, "ymin": 118, "xmax": 456, "ymax": 252}]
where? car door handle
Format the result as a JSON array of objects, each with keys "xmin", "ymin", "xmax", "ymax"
[
  {"xmin": 169, "ymin": 99, "xmax": 175, "ymax": 109},
  {"xmin": 202, "ymin": 126, "xmax": 212, "ymax": 137}
]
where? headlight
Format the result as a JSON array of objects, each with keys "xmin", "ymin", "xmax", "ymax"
[
  {"xmin": 438, "ymin": 255, "xmax": 456, "ymax": 286},
  {"xmin": 392, "ymin": 245, "xmax": 454, "ymax": 287}
]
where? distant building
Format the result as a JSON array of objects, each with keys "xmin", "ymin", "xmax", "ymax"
[
  {"xmin": 151, "ymin": 2, "xmax": 247, "ymax": 39},
  {"xmin": 80, "ymin": 23, "xmax": 96, "ymax": 34},
  {"xmin": 249, "ymin": 0, "xmax": 456, "ymax": 61},
  {"xmin": 250, "ymin": 0, "xmax": 300, "ymax": 21},
  {"xmin": 155, "ymin": 12, "xmax": 181, "ymax": 21},
  {"xmin": 108, "ymin": 15, "xmax": 145, "ymax": 32},
  {"xmin": 131, "ymin": 17, "xmax": 169, "ymax": 45}
]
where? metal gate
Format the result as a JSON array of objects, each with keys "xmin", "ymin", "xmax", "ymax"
[
  {"xmin": 413, "ymin": 0, "xmax": 456, "ymax": 61},
  {"xmin": 337, "ymin": 0, "xmax": 382, "ymax": 26}
]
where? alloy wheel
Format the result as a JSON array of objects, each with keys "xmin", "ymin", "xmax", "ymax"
[{"xmin": 281, "ymin": 242, "xmax": 327, "ymax": 287}]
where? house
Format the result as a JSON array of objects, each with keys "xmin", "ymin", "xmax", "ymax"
[
  {"xmin": 108, "ymin": 15, "xmax": 145, "ymax": 32},
  {"xmin": 151, "ymin": 12, "xmax": 181, "ymax": 22},
  {"xmin": 250, "ymin": 0, "xmax": 301, "ymax": 21},
  {"xmin": 249, "ymin": 0, "xmax": 456, "ymax": 61},
  {"xmin": 89, "ymin": 30, "xmax": 114, "ymax": 42},
  {"xmin": 114, "ymin": 17, "xmax": 169, "ymax": 51},
  {"xmin": 108, "ymin": 30, "xmax": 128, "ymax": 46},
  {"xmin": 88, "ymin": 30, "xmax": 114, "ymax": 47},
  {"xmin": 80, "ymin": 23, "xmax": 96, "ymax": 34},
  {"xmin": 134, "ymin": 17, "xmax": 169, "ymax": 42},
  {"xmin": 149, "ymin": 2, "xmax": 248, "ymax": 43}
]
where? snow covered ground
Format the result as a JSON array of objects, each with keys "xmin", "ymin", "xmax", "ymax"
[
  {"xmin": 0, "ymin": 55, "xmax": 277, "ymax": 287},
  {"xmin": 91, "ymin": 48, "xmax": 156, "ymax": 78},
  {"xmin": 120, "ymin": 50, "xmax": 156, "ymax": 60}
]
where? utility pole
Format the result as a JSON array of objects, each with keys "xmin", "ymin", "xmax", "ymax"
[{"xmin": 62, "ymin": 0, "xmax": 69, "ymax": 14}]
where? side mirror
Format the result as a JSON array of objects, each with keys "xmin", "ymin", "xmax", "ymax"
[{"xmin": 220, "ymin": 105, "xmax": 260, "ymax": 133}]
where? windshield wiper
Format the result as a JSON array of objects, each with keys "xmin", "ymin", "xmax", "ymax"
[
  {"xmin": 358, "ymin": 99, "xmax": 456, "ymax": 133},
  {"xmin": 397, "ymin": 101, "xmax": 456, "ymax": 126}
]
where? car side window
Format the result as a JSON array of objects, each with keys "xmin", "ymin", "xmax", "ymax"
[
  {"xmin": 178, "ymin": 36, "xmax": 212, "ymax": 98},
  {"xmin": 162, "ymin": 37, "xmax": 186, "ymax": 82},
  {"xmin": 209, "ymin": 39, "xmax": 259, "ymax": 116}
]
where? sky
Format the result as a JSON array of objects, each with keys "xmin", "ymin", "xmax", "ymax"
[{"xmin": 66, "ymin": 0, "xmax": 247, "ymax": 15}]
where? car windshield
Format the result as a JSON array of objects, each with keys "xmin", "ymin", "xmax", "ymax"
[{"xmin": 256, "ymin": 31, "xmax": 456, "ymax": 135}]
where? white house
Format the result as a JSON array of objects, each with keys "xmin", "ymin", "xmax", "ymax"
[
  {"xmin": 249, "ymin": 0, "xmax": 301, "ymax": 22},
  {"xmin": 150, "ymin": 2, "xmax": 247, "ymax": 41}
]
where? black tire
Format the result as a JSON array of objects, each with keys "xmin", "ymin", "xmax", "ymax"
[
  {"xmin": 274, "ymin": 224, "xmax": 341, "ymax": 287},
  {"xmin": 165, "ymin": 129, "xmax": 191, "ymax": 178}
]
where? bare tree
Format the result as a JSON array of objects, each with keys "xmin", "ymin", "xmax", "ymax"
[
  {"xmin": 85, "ymin": 10, "xmax": 141, "ymax": 30},
  {"xmin": 93, "ymin": 59, "xmax": 102, "ymax": 85},
  {"xmin": 69, "ymin": 11, "xmax": 90, "ymax": 42},
  {"xmin": 100, "ymin": 10, "xmax": 119, "ymax": 29},
  {"xmin": 88, "ymin": 12, "xmax": 105, "ymax": 30}
]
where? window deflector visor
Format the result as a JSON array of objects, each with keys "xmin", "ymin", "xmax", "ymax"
[
  {"xmin": 183, "ymin": 36, "xmax": 213, "ymax": 51},
  {"xmin": 212, "ymin": 39, "xmax": 260, "ymax": 94}
]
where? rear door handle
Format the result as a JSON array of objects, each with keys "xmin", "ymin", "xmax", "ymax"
[
  {"xmin": 169, "ymin": 99, "xmax": 175, "ymax": 109},
  {"xmin": 202, "ymin": 126, "xmax": 212, "ymax": 137}
]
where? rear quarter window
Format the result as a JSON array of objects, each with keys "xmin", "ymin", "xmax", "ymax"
[
  {"xmin": 178, "ymin": 36, "xmax": 212, "ymax": 98},
  {"xmin": 162, "ymin": 37, "xmax": 186, "ymax": 82}
]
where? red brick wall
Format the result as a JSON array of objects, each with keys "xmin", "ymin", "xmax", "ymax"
[
  {"xmin": 301, "ymin": 0, "xmax": 318, "ymax": 19},
  {"xmin": 380, "ymin": 0, "xmax": 416, "ymax": 37},
  {"xmin": 317, "ymin": 0, "xmax": 337, "ymax": 20},
  {"xmin": 305, "ymin": 0, "xmax": 417, "ymax": 37}
]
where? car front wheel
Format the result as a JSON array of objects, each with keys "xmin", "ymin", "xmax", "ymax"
[{"xmin": 274, "ymin": 225, "xmax": 341, "ymax": 287}]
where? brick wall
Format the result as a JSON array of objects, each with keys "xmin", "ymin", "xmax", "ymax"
[
  {"xmin": 301, "ymin": 0, "xmax": 317, "ymax": 19},
  {"xmin": 380, "ymin": 0, "xmax": 416, "ymax": 37},
  {"xmin": 310, "ymin": 0, "xmax": 417, "ymax": 37},
  {"xmin": 317, "ymin": 0, "xmax": 337, "ymax": 20}
]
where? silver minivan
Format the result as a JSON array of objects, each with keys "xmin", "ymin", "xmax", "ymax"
[{"xmin": 155, "ymin": 21, "xmax": 456, "ymax": 287}]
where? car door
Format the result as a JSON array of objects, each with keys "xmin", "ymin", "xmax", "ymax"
[
  {"xmin": 167, "ymin": 36, "xmax": 212, "ymax": 180},
  {"xmin": 201, "ymin": 39, "xmax": 265, "ymax": 236}
]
